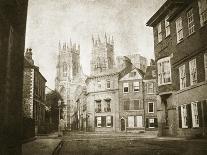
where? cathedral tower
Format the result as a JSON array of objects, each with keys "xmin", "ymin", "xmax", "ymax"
[
  {"xmin": 55, "ymin": 40, "xmax": 81, "ymax": 127},
  {"xmin": 90, "ymin": 33, "xmax": 115, "ymax": 74}
]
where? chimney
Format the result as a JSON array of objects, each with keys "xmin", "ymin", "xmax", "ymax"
[{"xmin": 25, "ymin": 48, "xmax": 34, "ymax": 65}]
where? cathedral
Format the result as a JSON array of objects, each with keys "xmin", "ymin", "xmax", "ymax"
[
  {"xmin": 55, "ymin": 40, "xmax": 85, "ymax": 128},
  {"xmin": 90, "ymin": 33, "xmax": 115, "ymax": 75}
]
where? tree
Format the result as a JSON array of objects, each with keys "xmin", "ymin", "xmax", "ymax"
[{"xmin": 45, "ymin": 90, "xmax": 63, "ymax": 130}]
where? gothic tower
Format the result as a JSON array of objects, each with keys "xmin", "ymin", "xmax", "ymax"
[
  {"xmin": 90, "ymin": 33, "xmax": 115, "ymax": 74},
  {"xmin": 55, "ymin": 40, "xmax": 81, "ymax": 127}
]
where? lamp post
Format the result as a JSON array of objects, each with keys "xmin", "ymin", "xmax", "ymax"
[{"xmin": 58, "ymin": 99, "xmax": 61, "ymax": 136}]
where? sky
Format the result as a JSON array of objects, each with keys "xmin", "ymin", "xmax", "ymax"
[{"xmin": 25, "ymin": 0, "xmax": 166, "ymax": 89}]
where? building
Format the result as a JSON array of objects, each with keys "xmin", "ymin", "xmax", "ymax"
[
  {"xmin": 55, "ymin": 40, "xmax": 86, "ymax": 129},
  {"xmin": 144, "ymin": 60, "xmax": 158, "ymax": 131},
  {"xmin": 147, "ymin": 0, "xmax": 207, "ymax": 137},
  {"xmin": 118, "ymin": 64, "xmax": 145, "ymax": 132},
  {"xmin": 116, "ymin": 53, "xmax": 147, "ymax": 72},
  {"xmin": 118, "ymin": 59, "xmax": 158, "ymax": 132},
  {"xmin": 23, "ymin": 48, "xmax": 47, "ymax": 135},
  {"xmin": 0, "ymin": 1, "xmax": 28, "ymax": 153},
  {"xmin": 91, "ymin": 34, "xmax": 115, "ymax": 74},
  {"xmin": 72, "ymin": 85, "xmax": 87, "ymax": 131}
]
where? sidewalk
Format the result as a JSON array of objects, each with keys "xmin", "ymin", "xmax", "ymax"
[{"xmin": 22, "ymin": 132, "xmax": 62, "ymax": 155}]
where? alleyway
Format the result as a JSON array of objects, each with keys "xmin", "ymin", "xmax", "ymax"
[{"xmin": 59, "ymin": 132, "xmax": 207, "ymax": 155}]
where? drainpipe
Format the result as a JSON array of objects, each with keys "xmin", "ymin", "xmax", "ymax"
[{"xmin": 142, "ymin": 80, "xmax": 146, "ymax": 131}]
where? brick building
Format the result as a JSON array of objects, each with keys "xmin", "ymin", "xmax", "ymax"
[
  {"xmin": 147, "ymin": 0, "xmax": 207, "ymax": 137},
  {"xmin": 23, "ymin": 48, "xmax": 47, "ymax": 135},
  {"xmin": 144, "ymin": 60, "xmax": 158, "ymax": 131},
  {"xmin": 118, "ymin": 65, "xmax": 145, "ymax": 132}
]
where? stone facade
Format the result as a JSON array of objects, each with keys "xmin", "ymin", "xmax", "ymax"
[
  {"xmin": 147, "ymin": 0, "xmax": 207, "ymax": 137},
  {"xmin": 55, "ymin": 40, "xmax": 85, "ymax": 128},
  {"xmin": 23, "ymin": 48, "xmax": 47, "ymax": 135},
  {"xmin": 90, "ymin": 34, "xmax": 115, "ymax": 75}
]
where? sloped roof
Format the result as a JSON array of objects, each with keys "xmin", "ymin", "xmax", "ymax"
[{"xmin": 144, "ymin": 65, "xmax": 156, "ymax": 80}]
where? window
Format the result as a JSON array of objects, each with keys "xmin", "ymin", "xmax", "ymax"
[
  {"xmin": 95, "ymin": 101, "xmax": 101, "ymax": 113},
  {"xmin": 191, "ymin": 102, "xmax": 199, "ymax": 127},
  {"xmin": 133, "ymin": 81, "xmax": 140, "ymax": 92},
  {"xmin": 104, "ymin": 100, "xmax": 111, "ymax": 112},
  {"xmin": 106, "ymin": 116, "xmax": 112, "ymax": 127},
  {"xmin": 204, "ymin": 53, "xmax": 207, "ymax": 80},
  {"xmin": 127, "ymin": 116, "xmax": 143, "ymax": 128},
  {"xmin": 106, "ymin": 80, "xmax": 111, "ymax": 89},
  {"xmin": 157, "ymin": 57, "xmax": 171, "ymax": 85},
  {"xmin": 149, "ymin": 118, "xmax": 155, "ymax": 128},
  {"xmin": 124, "ymin": 100, "xmax": 130, "ymax": 110},
  {"xmin": 136, "ymin": 116, "xmax": 143, "ymax": 128},
  {"xmin": 97, "ymin": 117, "xmax": 102, "ymax": 127},
  {"xmin": 157, "ymin": 22, "xmax": 162, "ymax": 43},
  {"xmin": 133, "ymin": 100, "xmax": 141, "ymax": 110},
  {"xmin": 97, "ymin": 81, "xmax": 101, "ymax": 89},
  {"xmin": 123, "ymin": 83, "xmax": 129, "ymax": 93},
  {"xmin": 146, "ymin": 82, "xmax": 155, "ymax": 94},
  {"xmin": 187, "ymin": 9, "xmax": 195, "ymax": 35},
  {"xmin": 128, "ymin": 116, "xmax": 134, "ymax": 128},
  {"xmin": 148, "ymin": 102, "xmax": 154, "ymax": 113},
  {"xmin": 189, "ymin": 59, "xmax": 197, "ymax": 85},
  {"xmin": 179, "ymin": 64, "xmax": 186, "ymax": 90},
  {"xmin": 181, "ymin": 105, "xmax": 188, "ymax": 128},
  {"xmin": 165, "ymin": 15, "xmax": 170, "ymax": 37},
  {"xmin": 63, "ymin": 62, "xmax": 67, "ymax": 77},
  {"xmin": 176, "ymin": 17, "xmax": 183, "ymax": 43},
  {"xmin": 198, "ymin": 0, "xmax": 207, "ymax": 26}
]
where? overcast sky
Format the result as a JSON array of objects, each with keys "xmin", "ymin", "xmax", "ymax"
[{"xmin": 25, "ymin": 0, "xmax": 166, "ymax": 89}]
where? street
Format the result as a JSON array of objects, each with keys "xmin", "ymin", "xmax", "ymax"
[{"xmin": 59, "ymin": 132, "xmax": 207, "ymax": 155}]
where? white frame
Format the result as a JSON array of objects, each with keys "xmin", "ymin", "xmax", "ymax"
[
  {"xmin": 148, "ymin": 102, "xmax": 154, "ymax": 113},
  {"xmin": 187, "ymin": 8, "xmax": 195, "ymax": 35},
  {"xmin": 97, "ymin": 116, "xmax": 102, "ymax": 128},
  {"xmin": 106, "ymin": 116, "xmax": 112, "ymax": 127},
  {"xmin": 179, "ymin": 64, "xmax": 186, "ymax": 90},
  {"xmin": 146, "ymin": 82, "xmax": 154, "ymax": 94},
  {"xmin": 157, "ymin": 57, "xmax": 172, "ymax": 86},
  {"xmin": 191, "ymin": 102, "xmax": 199, "ymax": 128},
  {"xmin": 181, "ymin": 104, "xmax": 188, "ymax": 128},
  {"xmin": 189, "ymin": 59, "xmax": 197, "ymax": 86},
  {"xmin": 176, "ymin": 17, "xmax": 183, "ymax": 43},
  {"xmin": 149, "ymin": 118, "xmax": 155, "ymax": 128},
  {"xmin": 165, "ymin": 15, "xmax": 170, "ymax": 37},
  {"xmin": 157, "ymin": 22, "xmax": 162, "ymax": 43},
  {"xmin": 128, "ymin": 116, "xmax": 134, "ymax": 128},
  {"xmin": 133, "ymin": 81, "xmax": 140, "ymax": 92}
]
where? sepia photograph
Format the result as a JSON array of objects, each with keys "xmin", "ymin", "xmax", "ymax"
[{"xmin": 0, "ymin": 0, "xmax": 207, "ymax": 154}]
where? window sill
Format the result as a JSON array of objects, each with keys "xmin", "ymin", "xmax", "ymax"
[
  {"xmin": 148, "ymin": 112, "xmax": 154, "ymax": 114},
  {"xmin": 165, "ymin": 34, "xmax": 171, "ymax": 39},
  {"xmin": 176, "ymin": 38, "xmax": 184, "ymax": 45},
  {"xmin": 187, "ymin": 31, "xmax": 196, "ymax": 38},
  {"xmin": 158, "ymin": 82, "xmax": 172, "ymax": 86}
]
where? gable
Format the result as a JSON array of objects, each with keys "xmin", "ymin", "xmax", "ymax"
[{"xmin": 119, "ymin": 69, "xmax": 142, "ymax": 81}]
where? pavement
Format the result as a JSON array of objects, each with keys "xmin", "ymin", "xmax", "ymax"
[
  {"xmin": 59, "ymin": 131, "xmax": 207, "ymax": 155},
  {"xmin": 22, "ymin": 132, "xmax": 62, "ymax": 155}
]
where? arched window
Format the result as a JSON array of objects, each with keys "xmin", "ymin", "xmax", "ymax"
[{"xmin": 63, "ymin": 62, "xmax": 67, "ymax": 77}]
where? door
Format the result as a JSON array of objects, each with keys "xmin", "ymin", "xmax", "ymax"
[
  {"xmin": 121, "ymin": 118, "xmax": 125, "ymax": 131},
  {"xmin": 137, "ymin": 116, "xmax": 143, "ymax": 128}
]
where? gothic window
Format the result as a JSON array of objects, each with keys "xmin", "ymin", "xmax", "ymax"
[{"xmin": 63, "ymin": 62, "xmax": 67, "ymax": 77}]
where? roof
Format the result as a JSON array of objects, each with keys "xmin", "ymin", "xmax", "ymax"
[
  {"xmin": 146, "ymin": 0, "xmax": 186, "ymax": 27},
  {"xmin": 24, "ymin": 58, "xmax": 47, "ymax": 82},
  {"xmin": 144, "ymin": 65, "xmax": 156, "ymax": 80}
]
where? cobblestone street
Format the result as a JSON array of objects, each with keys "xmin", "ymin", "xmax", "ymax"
[{"xmin": 59, "ymin": 132, "xmax": 207, "ymax": 155}]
